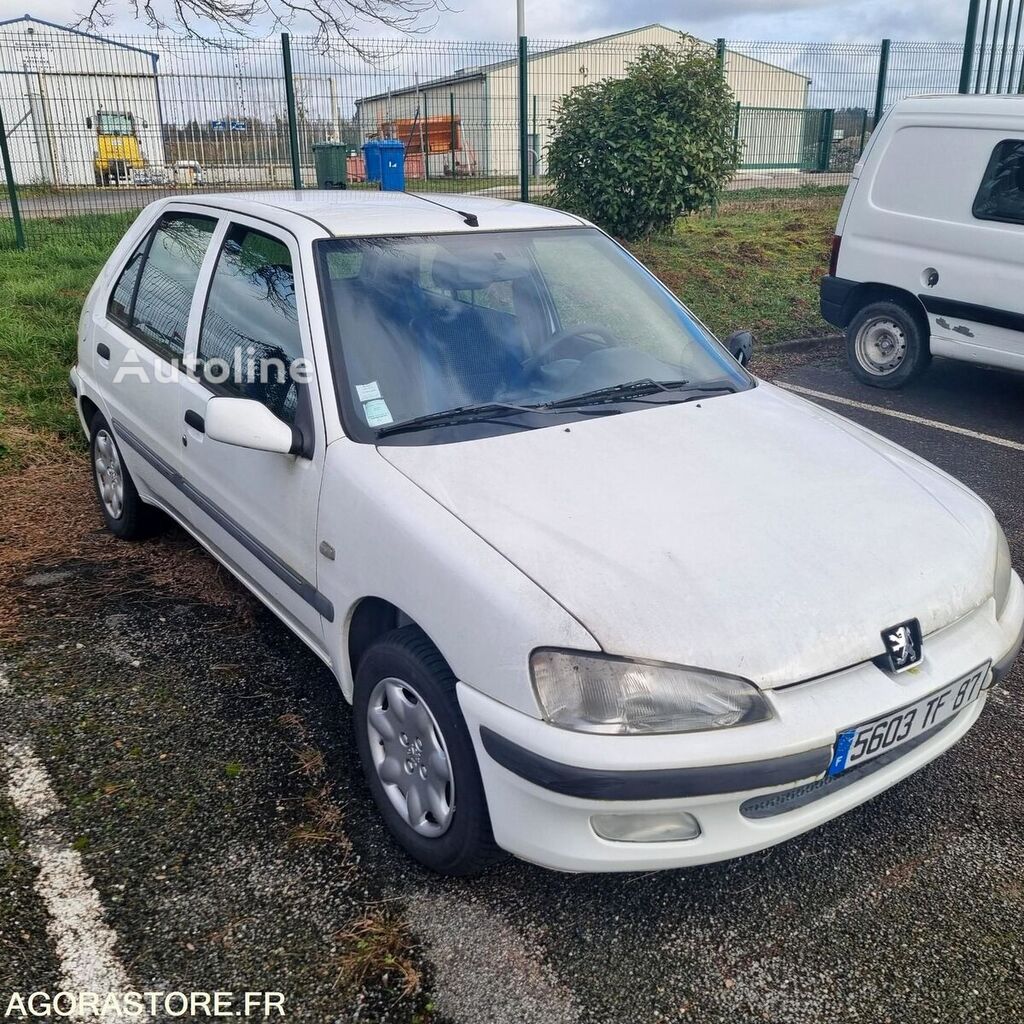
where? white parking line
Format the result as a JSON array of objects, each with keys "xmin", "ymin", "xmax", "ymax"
[
  {"xmin": 1, "ymin": 669, "xmax": 144, "ymax": 1021},
  {"xmin": 777, "ymin": 382, "xmax": 1024, "ymax": 453}
]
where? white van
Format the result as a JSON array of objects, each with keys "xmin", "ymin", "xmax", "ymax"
[{"xmin": 821, "ymin": 95, "xmax": 1024, "ymax": 388}]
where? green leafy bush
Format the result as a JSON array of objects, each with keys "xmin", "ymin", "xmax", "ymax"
[{"xmin": 547, "ymin": 43, "xmax": 741, "ymax": 241}]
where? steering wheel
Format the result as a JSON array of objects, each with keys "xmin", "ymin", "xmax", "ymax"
[{"xmin": 522, "ymin": 323, "xmax": 619, "ymax": 377}]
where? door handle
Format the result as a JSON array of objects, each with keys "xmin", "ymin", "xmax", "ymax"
[
  {"xmin": 184, "ymin": 409, "xmax": 205, "ymax": 433},
  {"xmin": 96, "ymin": 342, "xmax": 111, "ymax": 360}
]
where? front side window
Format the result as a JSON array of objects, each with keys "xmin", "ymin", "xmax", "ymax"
[
  {"xmin": 197, "ymin": 224, "xmax": 303, "ymax": 425},
  {"xmin": 316, "ymin": 228, "xmax": 750, "ymax": 444},
  {"xmin": 974, "ymin": 139, "xmax": 1024, "ymax": 225},
  {"xmin": 116, "ymin": 212, "xmax": 217, "ymax": 360}
]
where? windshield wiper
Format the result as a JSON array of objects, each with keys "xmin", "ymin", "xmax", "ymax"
[
  {"xmin": 375, "ymin": 401, "xmax": 618, "ymax": 439},
  {"xmin": 543, "ymin": 378, "xmax": 737, "ymax": 409}
]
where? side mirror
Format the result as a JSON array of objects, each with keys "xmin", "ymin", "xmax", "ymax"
[
  {"xmin": 725, "ymin": 330, "xmax": 754, "ymax": 367},
  {"xmin": 205, "ymin": 397, "xmax": 296, "ymax": 455},
  {"xmin": 85, "ymin": 116, "xmax": 93, "ymax": 129}
]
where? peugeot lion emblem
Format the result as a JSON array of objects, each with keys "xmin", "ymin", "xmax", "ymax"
[{"xmin": 881, "ymin": 618, "xmax": 924, "ymax": 673}]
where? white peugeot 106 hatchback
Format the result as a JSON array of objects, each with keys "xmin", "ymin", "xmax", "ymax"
[{"xmin": 71, "ymin": 191, "xmax": 1023, "ymax": 875}]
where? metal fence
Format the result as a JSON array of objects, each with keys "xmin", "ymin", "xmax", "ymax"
[{"xmin": 0, "ymin": 17, "xmax": 999, "ymax": 248}]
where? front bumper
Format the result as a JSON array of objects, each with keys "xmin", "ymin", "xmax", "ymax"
[{"xmin": 460, "ymin": 574, "xmax": 1024, "ymax": 873}]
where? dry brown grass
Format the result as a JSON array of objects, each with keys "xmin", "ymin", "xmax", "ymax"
[
  {"xmin": 336, "ymin": 912, "xmax": 422, "ymax": 999},
  {"xmin": 0, "ymin": 439, "xmax": 258, "ymax": 639}
]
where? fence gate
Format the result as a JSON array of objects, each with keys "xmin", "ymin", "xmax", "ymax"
[{"xmin": 800, "ymin": 108, "xmax": 835, "ymax": 173}]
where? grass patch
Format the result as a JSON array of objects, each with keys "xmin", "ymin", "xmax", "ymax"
[
  {"xmin": 337, "ymin": 912, "xmax": 423, "ymax": 1000},
  {"xmin": 0, "ymin": 213, "xmax": 134, "ymax": 470},
  {"xmin": 633, "ymin": 192, "xmax": 840, "ymax": 344}
]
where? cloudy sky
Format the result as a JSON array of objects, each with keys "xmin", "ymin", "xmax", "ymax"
[{"xmin": 4, "ymin": 0, "xmax": 971, "ymax": 42}]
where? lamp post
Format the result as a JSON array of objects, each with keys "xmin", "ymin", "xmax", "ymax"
[{"xmin": 517, "ymin": 0, "xmax": 529, "ymax": 202}]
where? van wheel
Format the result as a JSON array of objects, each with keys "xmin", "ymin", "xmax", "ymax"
[
  {"xmin": 846, "ymin": 301, "xmax": 930, "ymax": 389},
  {"xmin": 353, "ymin": 625, "xmax": 504, "ymax": 876},
  {"xmin": 89, "ymin": 412, "xmax": 163, "ymax": 540}
]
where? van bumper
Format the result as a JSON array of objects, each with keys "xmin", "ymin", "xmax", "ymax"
[{"xmin": 820, "ymin": 275, "xmax": 857, "ymax": 328}]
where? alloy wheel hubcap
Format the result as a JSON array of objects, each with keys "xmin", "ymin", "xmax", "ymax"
[
  {"xmin": 856, "ymin": 318, "xmax": 907, "ymax": 375},
  {"xmin": 366, "ymin": 677, "xmax": 454, "ymax": 837},
  {"xmin": 93, "ymin": 429, "xmax": 125, "ymax": 520}
]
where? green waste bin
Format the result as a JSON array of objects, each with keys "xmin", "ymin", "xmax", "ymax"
[{"xmin": 312, "ymin": 142, "xmax": 348, "ymax": 190}]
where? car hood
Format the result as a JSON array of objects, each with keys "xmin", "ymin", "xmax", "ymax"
[{"xmin": 378, "ymin": 384, "xmax": 994, "ymax": 689}]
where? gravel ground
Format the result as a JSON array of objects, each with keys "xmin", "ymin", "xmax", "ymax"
[{"xmin": 1, "ymin": 343, "xmax": 1022, "ymax": 1023}]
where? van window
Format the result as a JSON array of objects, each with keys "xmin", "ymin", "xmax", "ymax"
[
  {"xmin": 197, "ymin": 224, "xmax": 303, "ymax": 425},
  {"xmin": 973, "ymin": 139, "xmax": 1024, "ymax": 226},
  {"xmin": 115, "ymin": 213, "xmax": 217, "ymax": 361}
]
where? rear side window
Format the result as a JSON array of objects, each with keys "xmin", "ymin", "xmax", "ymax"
[
  {"xmin": 108, "ymin": 212, "xmax": 217, "ymax": 360},
  {"xmin": 973, "ymin": 139, "xmax": 1024, "ymax": 225},
  {"xmin": 108, "ymin": 244, "xmax": 144, "ymax": 324},
  {"xmin": 197, "ymin": 224, "xmax": 303, "ymax": 425}
]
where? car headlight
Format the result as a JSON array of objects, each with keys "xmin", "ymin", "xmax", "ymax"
[
  {"xmin": 995, "ymin": 525, "xmax": 1012, "ymax": 620},
  {"xmin": 530, "ymin": 650, "xmax": 773, "ymax": 735}
]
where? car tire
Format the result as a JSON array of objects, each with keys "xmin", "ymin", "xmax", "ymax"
[
  {"xmin": 846, "ymin": 301, "xmax": 931, "ymax": 389},
  {"xmin": 353, "ymin": 625, "xmax": 504, "ymax": 876},
  {"xmin": 89, "ymin": 412, "xmax": 163, "ymax": 540}
]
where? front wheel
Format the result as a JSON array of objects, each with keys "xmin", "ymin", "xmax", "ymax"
[
  {"xmin": 353, "ymin": 626, "xmax": 503, "ymax": 876},
  {"xmin": 846, "ymin": 301, "xmax": 931, "ymax": 389}
]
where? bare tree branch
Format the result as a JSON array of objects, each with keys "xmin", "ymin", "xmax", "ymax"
[{"xmin": 74, "ymin": 0, "xmax": 455, "ymax": 51}]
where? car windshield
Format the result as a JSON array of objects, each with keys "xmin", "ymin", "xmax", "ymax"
[
  {"xmin": 98, "ymin": 112, "xmax": 134, "ymax": 135},
  {"xmin": 315, "ymin": 227, "xmax": 751, "ymax": 442}
]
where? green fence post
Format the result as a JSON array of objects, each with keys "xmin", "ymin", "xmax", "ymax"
[
  {"xmin": 873, "ymin": 39, "xmax": 891, "ymax": 126},
  {"xmin": 820, "ymin": 108, "xmax": 835, "ymax": 172},
  {"xmin": 281, "ymin": 33, "xmax": 302, "ymax": 190},
  {"xmin": 859, "ymin": 107, "xmax": 868, "ymax": 155},
  {"xmin": 716, "ymin": 38, "xmax": 727, "ymax": 73},
  {"xmin": 532, "ymin": 93, "xmax": 538, "ymax": 177},
  {"xmin": 449, "ymin": 92, "xmax": 456, "ymax": 177},
  {"xmin": 0, "ymin": 105, "xmax": 25, "ymax": 250},
  {"xmin": 961, "ymin": 0, "xmax": 983, "ymax": 91},
  {"xmin": 518, "ymin": 34, "xmax": 529, "ymax": 201},
  {"xmin": 976, "ymin": 0, "xmax": 993, "ymax": 93},
  {"xmin": 423, "ymin": 90, "xmax": 430, "ymax": 181}
]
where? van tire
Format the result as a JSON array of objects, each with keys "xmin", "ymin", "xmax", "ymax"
[
  {"xmin": 89, "ymin": 412, "xmax": 163, "ymax": 540},
  {"xmin": 846, "ymin": 301, "xmax": 931, "ymax": 389},
  {"xmin": 353, "ymin": 625, "xmax": 504, "ymax": 876}
]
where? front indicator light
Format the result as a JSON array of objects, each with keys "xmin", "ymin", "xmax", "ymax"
[
  {"xmin": 994, "ymin": 525, "xmax": 1012, "ymax": 619},
  {"xmin": 591, "ymin": 811, "xmax": 702, "ymax": 843}
]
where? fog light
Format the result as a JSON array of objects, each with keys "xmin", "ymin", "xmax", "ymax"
[{"xmin": 591, "ymin": 811, "xmax": 701, "ymax": 843}]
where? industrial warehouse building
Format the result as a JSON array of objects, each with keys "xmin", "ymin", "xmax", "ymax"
[
  {"xmin": 354, "ymin": 24, "xmax": 813, "ymax": 178},
  {"xmin": 0, "ymin": 15, "xmax": 163, "ymax": 186}
]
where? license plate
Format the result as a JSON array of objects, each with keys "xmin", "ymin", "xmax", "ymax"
[{"xmin": 828, "ymin": 662, "xmax": 992, "ymax": 777}]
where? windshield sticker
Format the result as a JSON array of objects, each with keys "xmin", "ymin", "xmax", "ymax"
[
  {"xmin": 356, "ymin": 381, "xmax": 382, "ymax": 403},
  {"xmin": 363, "ymin": 398, "xmax": 394, "ymax": 427}
]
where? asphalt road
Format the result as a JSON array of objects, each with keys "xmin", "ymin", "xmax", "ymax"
[{"xmin": 1, "ymin": 344, "xmax": 1022, "ymax": 1024}]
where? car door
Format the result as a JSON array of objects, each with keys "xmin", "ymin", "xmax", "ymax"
[
  {"xmin": 92, "ymin": 208, "xmax": 218, "ymax": 510},
  {"xmin": 177, "ymin": 216, "xmax": 330, "ymax": 654}
]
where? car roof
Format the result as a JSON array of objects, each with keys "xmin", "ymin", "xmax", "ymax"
[
  {"xmin": 175, "ymin": 190, "xmax": 589, "ymax": 238},
  {"xmin": 892, "ymin": 93, "xmax": 1024, "ymax": 118}
]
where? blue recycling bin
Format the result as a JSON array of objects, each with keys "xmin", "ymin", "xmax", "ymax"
[
  {"xmin": 361, "ymin": 139, "xmax": 405, "ymax": 190},
  {"xmin": 378, "ymin": 139, "xmax": 406, "ymax": 191},
  {"xmin": 362, "ymin": 140, "xmax": 383, "ymax": 183}
]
